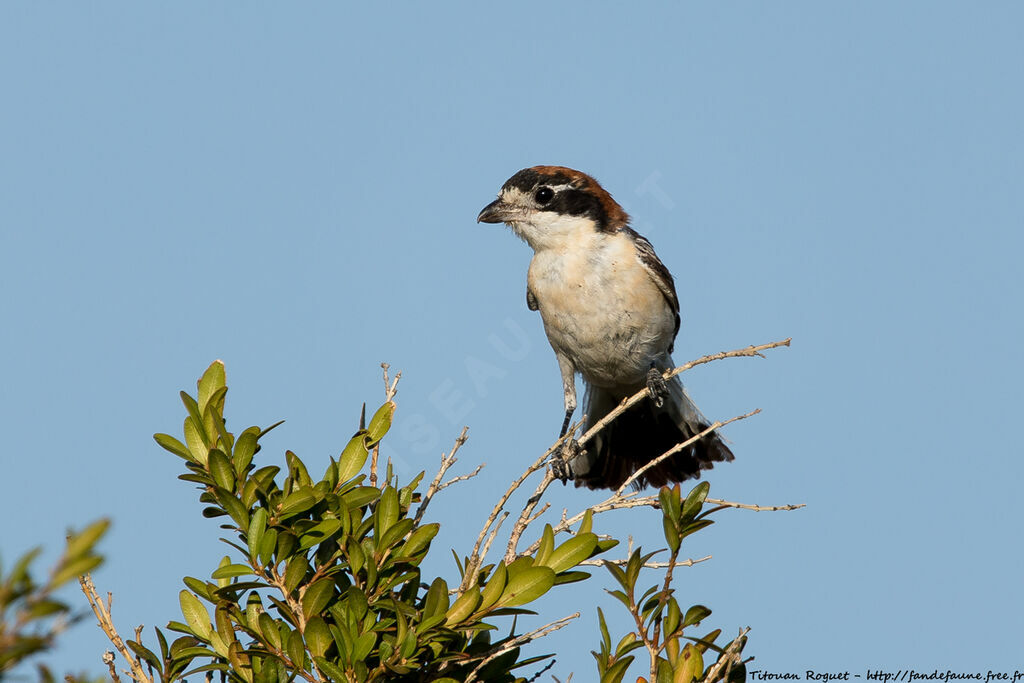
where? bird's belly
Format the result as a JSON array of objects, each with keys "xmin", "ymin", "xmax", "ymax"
[{"xmin": 529, "ymin": 258, "xmax": 675, "ymax": 390}]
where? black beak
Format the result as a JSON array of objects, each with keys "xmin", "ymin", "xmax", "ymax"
[{"xmin": 477, "ymin": 199, "xmax": 510, "ymax": 224}]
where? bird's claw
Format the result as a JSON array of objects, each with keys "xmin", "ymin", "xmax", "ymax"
[
  {"xmin": 647, "ymin": 367, "xmax": 667, "ymax": 408},
  {"xmin": 550, "ymin": 438, "xmax": 582, "ymax": 485}
]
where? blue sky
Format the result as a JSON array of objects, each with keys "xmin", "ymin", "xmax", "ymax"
[{"xmin": 2, "ymin": 2, "xmax": 1022, "ymax": 678}]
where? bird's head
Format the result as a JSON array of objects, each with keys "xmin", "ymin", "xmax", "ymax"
[{"xmin": 477, "ymin": 166, "xmax": 630, "ymax": 250}]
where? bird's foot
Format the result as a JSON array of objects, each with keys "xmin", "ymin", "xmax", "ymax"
[
  {"xmin": 550, "ymin": 438, "xmax": 583, "ymax": 485},
  {"xmin": 647, "ymin": 367, "xmax": 668, "ymax": 408}
]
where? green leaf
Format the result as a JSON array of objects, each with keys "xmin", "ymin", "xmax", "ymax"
[
  {"xmin": 65, "ymin": 518, "xmax": 110, "ymax": 558},
  {"xmin": 244, "ymin": 592, "xmax": 263, "ymax": 630},
  {"xmin": 552, "ymin": 570, "xmax": 590, "ymax": 585},
  {"xmin": 375, "ymin": 486, "xmax": 399, "ymax": 535},
  {"xmin": 284, "ymin": 556, "xmax": 309, "ymax": 595},
  {"xmin": 377, "ymin": 518, "xmax": 414, "ymax": 556},
  {"xmin": 600, "ymin": 656, "xmax": 635, "ymax": 683},
  {"xmin": 127, "ymin": 640, "xmax": 162, "ymax": 671},
  {"xmin": 681, "ymin": 481, "xmax": 710, "ymax": 521},
  {"xmin": 315, "ymin": 658, "xmax": 348, "ymax": 681},
  {"xmin": 211, "ymin": 564, "xmax": 254, "ymax": 580},
  {"xmin": 423, "ymin": 577, "xmax": 449, "ymax": 618},
  {"xmin": 343, "ymin": 486, "xmax": 380, "ymax": 510},
  {"xmin": 286, "ymin": 628, "xmax": 306, "ymax": 668},
  {"xmin": 184, "ymin": 416, "xmax": 209, "ymax": 466},
  {"xmin": 444, "ymin": 587, "xmax": 481, "ymax": 626},
  {"xmin": 154, "ymin": 433, "xmax": 194, "ymax": 461},
  {"xmin": 366, "ymin": 402, "xmax": 395, "ymax": 443},
  {"xmin": 208, "ymin": 449, "xmax": 235, "ymax": 492},
  {"xmin": 545, "ymin": 532, "xmax": 598, "ymax": 573},
  {"xmin": 27, "ymin": 599, "xmax": 67, "ymax": 618},
  {"xmin": 304, "ymin": 616, "xmax": 331, "ymax": 658},
  {"xmin": 660, "ymin": 485, "xmax": 682, "ymax": 523},
  {"xmin": 233, "ymin": 429, "xmax": 259, "ymax": 476},
  {"xmin": 683, "ymin": 604, "xmax": 711, "ymax": 628},
  {"xmin": 352, "ymin": 631, "xmax": 376, "ymax": 662},
  {"xmin": 302, "ymin": 578, "xmax": 335, "ymax": 616},
  {"xmin": 278, "ymin": 488, "xmax": 317, "ymax": 519},
  {"xmin": 664, "ymin": 598, "xmax": 681, "ymax": 637},
  {"xmin": 579, "ymin": 508, "xmax": 594, "ymax": 535},
  {"xmin": 663, "ymin": 515, "xmax": 681, "ymax": 554},
  {"xmin": 182, "ymin": 576, "xmax": 214, "ymax": 601},
  {"xmin": 399, "ymin": 522, "xmax": 439, "ymax": 558},
  {"xmin": 213, "ymin": 488, "xmax": 249, "ymax": 529},
  {"xmin": 299, "ymin": 519, "xmax": 342, "ymax": 550},
  {"xmin": 258, "ymin": 528, "xmax": 278, "ymax": 566},
  {"xmin": 197, "ymin": 360, "xmax": 226, "ymax": 415},
  {"xmin": 498, "ymin": 566, "xmax": 555, "ymax": 607},
  {"xmin": 675, "ymin": 643, "xmax": 704, "ymax": 683},
  {"xmin": 247, "ymin": 507, "xmax": 268, "ymax": 560},
  {"xmin": 258, "ymin": 612, "xmax": 281, "ymax": 649},
  {"xmin": 52, "ymin": 555, "xmax": 102, "ymax": 586},
  {"xmin": 179, "ymin": 590, "xmax": 212, "ymax": 640},
  {"xmin": 534, "ymin": 524, "xmax": 555, "ymax": 566},
  {"xmin": 336, "ymin": 435, "xmax": 369, "ymax": 483},
  {"xmin": 478, "ymin": 561, "xmax": 507, "ymax": 612}
]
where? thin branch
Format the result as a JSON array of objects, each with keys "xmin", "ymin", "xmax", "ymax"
[
  {"xmin": 479, "ymin": 511, "xmax": 510, "ymax": 571},
  {"xmin": 460, "ymin": 426, "xmax": 578, "ymax": 593},
  {"xmin": 518, "ymin": 494, "xmax": 656, "ymax": 557},
  {"xmin": 79, "ymin": 575, "xmax": 151, "ymax": 683},
  {"xmin": 504, "ymin": 468, "xmax": 558, "ymax": 563},
  {"xmin": 463, "ymin": 612, "xmax": 580, "ymax": 683},
  {"xmin": 704, "ymin": 627, "xmax": 751, "ymax": 683},
  {"xmin": 101, "ymin": 651, "xmax": 120, "ymax": 683},
  {"xmin": 579, "ymin": 554, "xmax": 711, "ymax": 568},
  {"xmin": 370, "ymin": 364, "xmax": 402, "ymax": 488},
  {"xmin": 381, "ymin": 362, "xmax": 401, "ymax": 402},
  {"xmin": 578, "ymin": 339, "xmax": 790, "ymax": 449},
  {"xmin": 705, "ymin": 498, "xmax": 805, "ymax": 512},
  {"xmin": 616, "ymin": 410, "xmax": 761, "ymax": 495},
  {"xmin": 438, "ymin": 463, "xmax": 485, "ymax": 491},
  {"xmin": 414, "ymin": 427, "xmax": 470, "ymax": 526}
]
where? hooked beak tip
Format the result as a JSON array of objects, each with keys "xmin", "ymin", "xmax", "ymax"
[{"xmin": 477, "ymin": 199, "xmax": 507, "ymax": 224}]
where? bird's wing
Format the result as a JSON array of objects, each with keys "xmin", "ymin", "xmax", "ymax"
[
  {"xmin": 624, "ymin": 227, "xmax": 681, "ymax": 345},
  {"xmin": 526, "ymin": 286, "xmax": 539, "ymax": 311}
]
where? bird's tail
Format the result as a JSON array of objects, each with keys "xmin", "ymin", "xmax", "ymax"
[{"xmin": 569, "ymin": 370, "xmax": 734, "ymax": 490}]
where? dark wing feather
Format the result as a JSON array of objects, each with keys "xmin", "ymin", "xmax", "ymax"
[{"xmin": 624, "ymin": 228, "xmax": 681, "ymax": 349}]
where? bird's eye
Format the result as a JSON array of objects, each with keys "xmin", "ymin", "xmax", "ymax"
[{"xmin": 534, "ymin": 187, "xmax": 554, "ymax": 204}]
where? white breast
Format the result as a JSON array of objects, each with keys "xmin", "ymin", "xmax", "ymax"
[{"xmin": 527, "ymin": 228, "xmax": 676, "ymax": 390}]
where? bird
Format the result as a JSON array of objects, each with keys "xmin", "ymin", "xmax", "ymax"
[{"xmin": 477, "ymin": 165, "xmax": 734, "ymax": 490}]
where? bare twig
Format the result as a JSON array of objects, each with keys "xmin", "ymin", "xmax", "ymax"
[
  {"xmin": 704, "ymin": 627, "xmax": 751, "ymax": 683},
  {"xmin": 616, "ymin": 409, "xmax": 761, "ymax": 495},
  {"xmin": 414, "ymin": 427, "xmax": 471, "ymax": 526},
  {"xmin": 479, "ymin": 511, "xmax": 510, "ymax": 570},
  {"xmin": 370, "ymin": 364, "xmax": 402, "ymax": 488},
  {"xmin": 460, "ymin": 426, "xmax": 579, "ymax": 593},
  {"xmin": 101, "ymin": 651, "xmax": 120, "ymax": 683},
  {"xmin": 463, "ymin": 612, "xmax": 580, "ymax": 683},
  {"xmin": 578, "ymin": 339, "xmax": 790, "ymax": 449},
  {"xmin": 579, "ymin": 554, "xmax": 711, "ymax": 568},
  {"xmin": 381, "ymin": 362, "xmax": 401, "ymax": 402},
  {"xmin": 439, "ymin": 463, "xmax": 485, "ymax": 491},
  {"xmin": 504, "ymin": 468, "xmax": 558, "ymax": 562},
  {"xmin": 79, "ymin": 575, "xmax": 151, "ymax": 683},
  {"xmin": 705, "ymin": 498, "xmax": 805, "ymax": 512}
]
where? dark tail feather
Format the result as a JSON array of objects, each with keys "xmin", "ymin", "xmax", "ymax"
[{"xmin": 569, "ymin": 377, "xmax": 734, "ymax": 490}]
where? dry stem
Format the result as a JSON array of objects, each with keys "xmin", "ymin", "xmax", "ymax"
[
  {"xmin": 79, "ymin": 575, "xmax": 151, "ymax": 683},
  {"xmin": 704, "ymin": 627, "xmax": 751, "ymax": 683},
  {"xmin": 578, "ymin": 339, "xmax": 790, "ymax": 450},
  {"xmin": 463, "ymin": 612, "xmax": 580, "ymax": 683},
  {"xmin": 414, "ymin": 427, "xmax": 472, "ymax": 526}
]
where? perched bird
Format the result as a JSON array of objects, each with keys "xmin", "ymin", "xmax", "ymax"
[{"xmin": 477, "ymin": 165, "xmax": 734, "ymax": 490}]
